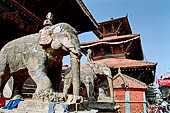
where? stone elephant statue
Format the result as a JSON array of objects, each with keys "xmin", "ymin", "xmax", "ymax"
[
  {"xmin": 63, "ymin": 62, "xmax": 114, "ymax": 101},
  {"xmin": 0, "ymin": 23, "xmax": 81, "ymax": 99}
]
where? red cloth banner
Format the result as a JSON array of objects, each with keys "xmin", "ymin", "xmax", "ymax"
[{"xmin": 158, "ymin": 79, "xmax": 170, "ymax": 86}]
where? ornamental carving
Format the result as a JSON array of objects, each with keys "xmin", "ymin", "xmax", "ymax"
[
  {"xmin": 0, "ymin": 8, "xmax": 41, "ymax": 33},
  {"xmin": 1, "ymin": 10, "xmax": 25, "ymax": 29}
]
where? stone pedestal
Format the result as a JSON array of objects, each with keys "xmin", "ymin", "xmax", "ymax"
[
  {"xmin": 87, "ymin": 101, "xmax": 120, "ymax": 112},
  {"xmin": 0, "ymin": 100, "xmax": 48, "ymax": 113},
  {"xmin": 0, "ymin": 99, "xmax": 119, "ymax": 113},
  {"xmin": 0, "ymin": 99, "xmax": 94, "ymax": 113}
]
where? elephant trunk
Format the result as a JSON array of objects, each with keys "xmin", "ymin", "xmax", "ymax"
[{"xmin": 70, "ymin": 52, "xmax": 81, "ymax": 96}]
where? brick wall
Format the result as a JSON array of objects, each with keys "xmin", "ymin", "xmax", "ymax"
[
  {"xmin": 114, "ymin": 89, "xmax": 125, "ymax": 112},
  {"xmin": 113, "ymin": 89, "xmax": 146, "ymax": 113},
  {"xmin": 114, "ymin": 89, "xmax": 125, "ymax": 101},
  {"xmin": 130, "ymin": 90, "xmax": 144, "ymax": 101},
  {"xmin": 117, "ymin": 102, "xmax": 125, "ymax": 113},
  {"xmin": 129, "ymin": 90, "xmax": 145, "ymax": 113},
  {"xmin": 130, "ymin": 103, "xmax": 144, "ymax": 113}
]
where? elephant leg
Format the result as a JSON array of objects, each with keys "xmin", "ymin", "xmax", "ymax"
[
  {"xmin": 107, "ymin": 77, "xmax": 114, "ymax": 101},
  {"xmin": 85, "ymin": 82, "xmax": 94, "ymax": 98},
  {"xmin": 28, "ymin": 69, "xmax": 53, "ymax": 93},
  {"xmin": 0, "ymin": 72, "xmax": 10, "ymax": 97},
  {"xmin": 70, "ymin": 53, "xmax": 80, "ymax": 96},
  {"xmin": 12, "ymin": 72, "xmax": 29, "ymax": 99},
  {"xmin": 26, "ymin": 52, "xmax": 53, "ymax": 93},
  {"xmin": 63, "ymin": 77, "xmax": 72, "ymax": 94}
]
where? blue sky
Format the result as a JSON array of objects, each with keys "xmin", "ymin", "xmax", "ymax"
[{"xmin": 64, "ymin": 0, "xmax": 170, "ymax": 83}]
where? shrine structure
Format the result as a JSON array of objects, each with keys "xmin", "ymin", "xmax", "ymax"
[{"xmin": 159, "ymin": 72, "xmax": 170, "ymax": 101}]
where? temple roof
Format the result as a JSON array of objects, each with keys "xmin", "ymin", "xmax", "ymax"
[
  {"xmin": 0, "ymin": 0, "xmax": 97, "ymax": 34},
  {"xmin": 93, "ymin": 16, "xmax": 132, "ymax": 39},
  {"xmin": 81, "ymin": 34, "xmax": 144, "ymax": 60},
  {"xmin": 113, "ymin": 71, "xmax": 147, "ymax": 89},
  {"xmin": 93, "ymin": 58, "xmax": 157, "ymax": 69},
  {"xmin": 13, "ymin": 0, "xmax": 98, "ymax": 33},
  {"xmin": 0, "ymin": 0, "xmax": 98, "ymax": 48},
  {"xmin": 81, "ymin": 34, "xmax": 140, "ymax": 47}
]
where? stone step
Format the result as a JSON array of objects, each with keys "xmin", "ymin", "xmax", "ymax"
[
  {"xmin": 22, "ymin": 93, "xmax": 33, "ymax": 98},
  {"xmin": 23, "ymin": 84, "xmax": 36, "ymax": 89},
  {"xmin": 22, "ymin": 88, "xmax": 35, "ymax": 93},
  {"xmin": 22, "ymin": 77, "xmax": 37, "ymax": 98}
]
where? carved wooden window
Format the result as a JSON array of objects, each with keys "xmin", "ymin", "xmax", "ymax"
[
  {"xmin": 110, "ymin": 46, "xmax": 115, "ymax": 54},
  {"xmin": 118, "ymin": 47, "xmax": 122, "ymax": 53},
  {"xmin": 102, "ymin": 45, "xmax": 112, "ymax": 55},
  {"xmin": 98, "ymin": 26, "xmax": 103, "ymax": 34},
  {"xmin": 104, "ymin": 24, "xmax": 112, "ymax": 34},
  {"xmin": 120, "ymin": 44, "xmax": 124, "ymax": 53},
  {"xmin": 93, "ymin": 45, "xmax": 102, "ymax": 57}
]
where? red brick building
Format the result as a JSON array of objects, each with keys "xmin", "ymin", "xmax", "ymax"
[{"xmin": 112, "ymin": 69, "xmax": 147, "ymax": 113}]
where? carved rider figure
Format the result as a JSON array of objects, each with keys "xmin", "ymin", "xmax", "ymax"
[
  {"xmin": 39, "ymin": 12, "xmax": 54, "ymax": 46},
  {"xmin": 86, "ymin": 49, "xmax": 97, "ymax": 78},
  {"xmin": 86, "ymin": 49, "xmax": 93, "ymax": 64}
]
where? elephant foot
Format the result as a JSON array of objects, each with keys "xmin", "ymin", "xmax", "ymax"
[
  {"xmin": 66, "ymin": 94, "xmax": 83, "ymax": 104},
  {"xmin": 33, "ymin": 88, "xmax": 54, "ymax": 101},
  {"xmin": 88, "ymin": 96, "xmax": 96, "ymax": 102},
  {"xmin": 12, "ymin": 95, "xmax": 23, "ymax": 100},
  {"xmin": 35, "ymin": 88, "xmax": 55, "ymax": 94},
  {"xmin": 33, "ymin": 88, "xmax": 68, "ymax": 102}
]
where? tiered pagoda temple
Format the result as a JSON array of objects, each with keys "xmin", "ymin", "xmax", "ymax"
[
  {"xmin": 80, "ymin": 16, "xmax": 157, "ymax": 112},
  {"xmin": 80, "ymin": 16, "xmax": 157, "ymax": 85}
]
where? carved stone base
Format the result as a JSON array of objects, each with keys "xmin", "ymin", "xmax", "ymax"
[
  {"xmin": 87, "ymin": 101, "xmax": 120, "ymax": 112},
  {"xmin": 0, "ymin": 99, "xmax": 98, "ymax": 113},
  {"xmin": 98, "ymin": 96, "xmax": 114, "ymax": 103},
  {"xmin": 32, "ymin": 88, "xmax": 83, "ymax": 103},
  {"xmin": 0, "ymin": 97, "xmax": 119, "ymax": 113}
]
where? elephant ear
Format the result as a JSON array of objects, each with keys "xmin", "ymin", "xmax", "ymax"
[{"xmin": 39, "ymin": 35, "xmax": 53, "ymax": 46}]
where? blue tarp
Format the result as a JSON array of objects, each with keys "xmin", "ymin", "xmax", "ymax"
[
  {"xmin": 2, "ymin": 99, "xmax": 24, "ymax": 110},
  {"xmin": 48, "ymin": 101, "xmax": 69, "ymax": 113}
]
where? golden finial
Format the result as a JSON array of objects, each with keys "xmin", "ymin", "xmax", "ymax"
[
  {"xmin": 118, "ymin": 67, "xmax": 121, "ymax": 73},
  {"xmin": 110, "ymin": 16, "xmax": 113, "ymax": 20}
]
